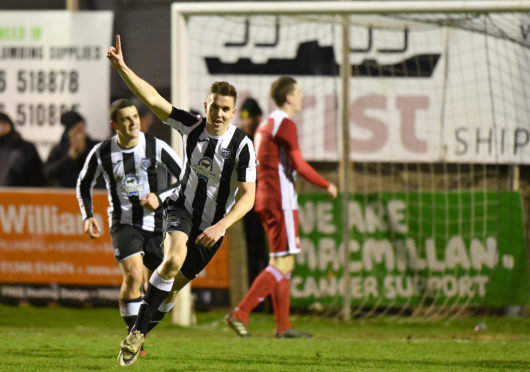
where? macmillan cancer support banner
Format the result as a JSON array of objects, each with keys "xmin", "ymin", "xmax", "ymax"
[
  {"xmin": 292, "ymin": 192, "xmax": 529, "ymax": 307},
  {"xmin": 0, "ymin": 11, "xmax": 113, "ymax": 160}
]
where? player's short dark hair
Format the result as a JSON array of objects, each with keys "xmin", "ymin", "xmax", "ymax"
[
  {"xmin": 0, "ymin": 112, "xmax": 14, "ymax": 129},
  {"xmin": 271, "ymin": 76, "xmax": 297, "ymax": 107},
  {"xmin": 110, "ymin": 98, "xmax": 137, "ymax": 121},
  {"xmin": 209, "ymin": 81, "xmax": 237, "ymax": 105}
]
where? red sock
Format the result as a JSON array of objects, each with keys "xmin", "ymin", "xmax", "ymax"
[
  {"xmin": 235, "ymin": 265, "xmax": 282, "ymax": 324},
  {"xmin": 271, "ymin": 272, "xmax": 292, "ymax": 334}
]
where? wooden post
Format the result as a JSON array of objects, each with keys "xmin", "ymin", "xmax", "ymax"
[
  {"xmin": 227, "ymin": 219, "xmax": 249, "ymax": 309},
  {"xmin": 340, "ymin": 15, "xmax": 352, "ymax": 322}
]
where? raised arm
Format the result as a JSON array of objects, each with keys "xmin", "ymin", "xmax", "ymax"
[{"xmin": 107, "ymin": 35, "xmax": 172, "ymax": 122}]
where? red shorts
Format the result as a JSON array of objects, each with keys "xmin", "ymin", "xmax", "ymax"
[{"xmin": 257, "ymin": 208, "xmax": 300, "ymax": 257}]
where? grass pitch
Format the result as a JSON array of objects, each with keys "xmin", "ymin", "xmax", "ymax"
[{"xmin": 0, "ymin": 304, "xmax": 529, "ymax": 371}]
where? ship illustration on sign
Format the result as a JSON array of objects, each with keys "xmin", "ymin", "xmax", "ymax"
[{"xmin": 205, "ymin": 41, "xmax": 440, "ymax": 77}]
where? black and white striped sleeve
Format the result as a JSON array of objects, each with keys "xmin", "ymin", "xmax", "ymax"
[
  {"xmin": 76, "ymin": 143, "xmax": 103, "ymax": 220},
  {"xmin": 164, "ymin": 106, "xmax": 203, "ymax": 135},
  {"xmin": 236, "ymin": 136, "xmax": 257, "ymax": 182},
  {"xmin": 157, "ymin": 140, "xmax": 184, "ymax": 201}
]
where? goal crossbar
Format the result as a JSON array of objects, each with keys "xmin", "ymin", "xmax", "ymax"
[{"xmin": 172, "ymin": 1, "xmax": 530, "ymax": 16}]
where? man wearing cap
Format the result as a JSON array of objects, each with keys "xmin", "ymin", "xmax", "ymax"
[
  {"xmin": 44, "ymin": 111, "xmax": 100, "ymax": 187},
  {"xmin": 238, "ymin": 98, "xmax": 269, "ymax": 289}
]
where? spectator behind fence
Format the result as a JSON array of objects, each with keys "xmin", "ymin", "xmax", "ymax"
[
  {"xmin": 44, "ymin": 111, "xmax": 99, "ymax": 187},
  {"xmin": 0, "ymin": 112, "xmax": 45, "ymax": 187},
  {"xmin": 238, "ymin": 98, "xmax": 269, "ymax": 288}
]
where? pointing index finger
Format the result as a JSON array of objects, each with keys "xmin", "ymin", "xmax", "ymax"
[{"xmin": 116, "ymin": 35, "xmax": 121, "ymax": 52}]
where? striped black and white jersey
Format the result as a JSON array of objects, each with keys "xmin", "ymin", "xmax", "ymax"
[
  {"xmin": 77, "ymin": 132, "xmax": 183, "ymax": 232},
  {"xmin": 165, "ymin": 106, "xmax": 256, "ymax": 235}
]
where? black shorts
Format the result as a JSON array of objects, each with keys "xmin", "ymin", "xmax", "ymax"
[
  {"xmin": 163, "ymin": 199, "xmax": 224, "ymax": 280},
  {"xmin": 110, "ymin": 224, "xmax": 164, "ymax": 272}
]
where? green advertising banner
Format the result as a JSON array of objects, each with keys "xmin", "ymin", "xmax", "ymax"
[{"xmin": 292, "ymin": 192, "xmax": 529, "ymax": 307}]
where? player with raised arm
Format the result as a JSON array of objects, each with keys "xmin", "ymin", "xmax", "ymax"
[
  {"xmin": 76, "ymin": 98, "xmax": 183, "ymax": 356},
  {"xmin": 107, "ymin": 35, "xmax": 256, "ymax": 366},
  {"xmin": 226, "ymin": 76, "xmax": 338, "ymax": 338}
]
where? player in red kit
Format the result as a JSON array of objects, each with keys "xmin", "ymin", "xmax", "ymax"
[{"xmin": 226, "ymin": 76, "xmax": 338, "ymax": 338}]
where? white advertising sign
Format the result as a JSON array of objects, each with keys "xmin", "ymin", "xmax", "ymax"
[
  {"xmin": 0, "ymin": 11, "xmax": 113, "ymax": 160},
  {"xmin": 184, "ymin": 15, "xmax": 530, "ymax": 163}
]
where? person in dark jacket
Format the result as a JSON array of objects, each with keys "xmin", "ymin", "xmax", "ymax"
[
  {"xmin": 44, "ymin": 111, "xmax": 99, "ymax": 187},
  {"xmin": 238, "ymin": 98, "xmax": 269, "ymax": 289},
  {"xmin": 0, "ymin": 112, "xmax": 45, "ymax": 187}
]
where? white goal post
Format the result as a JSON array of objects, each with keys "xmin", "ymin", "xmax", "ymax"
[{"xmin": 171, "ymin": 1, "xmax": 530, "ymax": 323}]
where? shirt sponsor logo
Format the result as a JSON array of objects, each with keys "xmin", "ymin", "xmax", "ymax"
[
  {"xmin": 193, "ymin": 157, "xmax": 216, "ymax": 181},
  {"xmin": 122, "ymin": 174, "xmax": 144, "ymax": 196}
]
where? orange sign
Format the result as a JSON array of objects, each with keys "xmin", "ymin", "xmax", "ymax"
[
  {"xmin": 0, "ymin": 188, "xmax": 121, "ymax": 286},
  {"xmin": 193, "ymin": 234, "xmax": 230, "ymax": 289},
  {"xmin": 0, "ymin": 188, "xmax": 229, "ymax": 289}
]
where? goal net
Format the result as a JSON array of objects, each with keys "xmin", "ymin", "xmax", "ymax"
[{"xmin": 171, "ymin": 1, "xmax": 530, "ymax": 318}]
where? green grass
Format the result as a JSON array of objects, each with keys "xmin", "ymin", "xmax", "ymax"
[{"xmin": 0, "ymin": 304, "xmax": 529, "ymax": 371}]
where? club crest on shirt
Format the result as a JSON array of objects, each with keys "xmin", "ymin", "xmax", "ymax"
[
  {"xmin": 122, "ymin": 174, "xmax": 145, "ymax": 196},
  {"xmin": 141, "ymin": 157, "xmax": 153, "ymax": 170},
  {"xmin": 193, "ymin": 157, "xmax": 216, "ymax": 181},
  {"xmin": 220, "ymin": 148, "xmax": 231, "ymax": 159}
]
